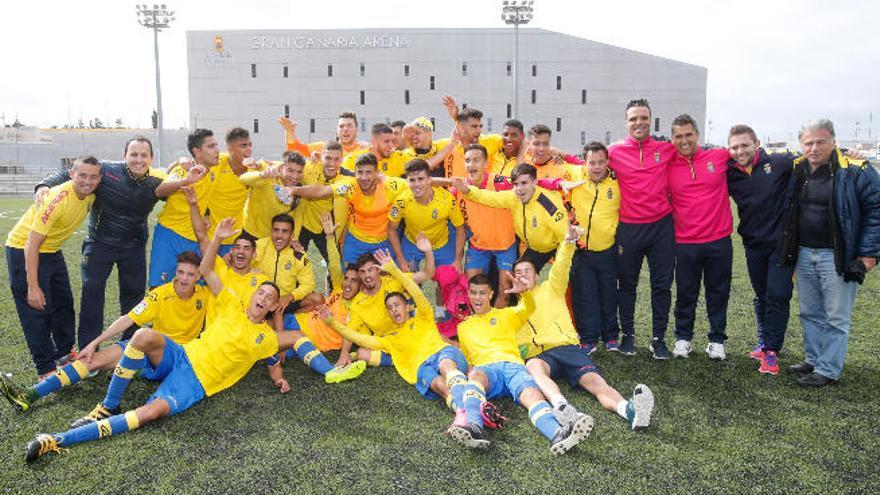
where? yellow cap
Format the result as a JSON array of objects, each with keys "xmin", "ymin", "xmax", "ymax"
[{"xmin": 411, "ymin": 117, "xmax": 433, "ymax": 132}]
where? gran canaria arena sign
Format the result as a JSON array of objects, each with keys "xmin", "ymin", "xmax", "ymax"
[{"xmin": 249, "ymin": 34, "xmax": 410, "ymax": 50}]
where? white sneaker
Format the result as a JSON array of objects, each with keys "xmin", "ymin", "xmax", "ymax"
[
  {"xmin": 672, "ymin": 340, "xmax": 692, "ymax": 358},
  {"xmin": 706, "ymin": 342, "xmax": 726, "ymax": 360}
]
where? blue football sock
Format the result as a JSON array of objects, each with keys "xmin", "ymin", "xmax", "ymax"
[
  {"xmin": 529, "ymin": 400, "xmax": 561, "ymax": 441},
  {"xmin": 56, "ymin": 411, "xmax": 140, "ymax": 447},
  {"xmin": 462, "ymin": 381, "xmax": 486, "ymax": 427},
  {"xmin": 33, "ymin": 361, "xmax": 90, "ymax": 399},
  {"xmin": 445, "ymin": 369, "xmax": 468, "ymax": 411},
  {"xmin": 294, "ymin": 337, "xmax": 333, "ymax": 375},
  {"xmin": 102, "ymin": 345, "xmax": 146, "ymax": 410}
]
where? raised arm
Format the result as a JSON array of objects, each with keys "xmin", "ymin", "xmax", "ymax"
[
  {"xmin": 320, "ymin": 212, "xmax": 344, "ymax": 289},
  {"xmin": 289, "ymin": 184, "xmax": 334, "ymax": 200},
  {"xmin": 200, "ymin": 217, "xmax": 238, "ymax": 296},
  {"xmin": 425, "ymin": 128, "xmax": 461, "ymax": 170},
  {"xmin": 547, "ymin": 225, "xmax": 580, "ymax": 295},
  {"xmin": 319, "ymin": 306, "xmax": 384, "ymax": 351},
  {"xmin": 375, "ymin": 248, "xmax": 432, "ymax": 321},
  {"xmin": 183, "ymin": 185, "xmax": 210, "ymax": 254},
  {"xmin": 279, "ymin": 116, "xmax": 310, "ymax": 155},
  {"xmin": 154, "ymin": 163, "xmax": 207, "ymax": 199},
  {"xmin": 411, "ymin": 233, "xmax": 435, "ymax": 284},
  {"xmin": 455, "ymin": 179, "xmax": 513, "ymax": 210}
]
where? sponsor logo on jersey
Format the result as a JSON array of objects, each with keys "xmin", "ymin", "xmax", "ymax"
[{"xmin": 40, "ymin": 189, "xmax": 69, "ymax": 224}]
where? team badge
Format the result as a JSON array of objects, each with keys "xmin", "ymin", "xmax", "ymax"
[
  {"xmin": 81, "ymin": 255, "xmax": 89, "ymax": 266},
  {"xmin": 210, "ymin": 171, "xmax": 216, "ymax": 181},
  {"xmin": 532, "ymin": 217, "xmax": 538, "ymax": 227},
  {"xmin": 251, "ymin": 276, "xmax": 257, "ymax": 286},
  {"xmin": 654, "ymin": 151, "xmax": 661, "ymax": 163},
  {"xmin": 336, "ymin": 184, "xmax": 351, "ymax": 195},
  {"xmin": 255, "ymin": 333, "xmax": 265, "ymax": 344},
  {"xmin": 195, "ymin": 299, "xmax": 203, "ymax": 310},
  {"xmin": 431, "ymin": 209, "xmax": 439, "ymax": 219},
  {"xmin": 381, "ymin": 162, "xmax": 388, "ymax": 171},
  {"xmin": 707, "ymin": 162, "xmax": 715, "ymax": 173},
  {"xmin": 390, "ymin": 206, "xmax": 399, "ymax": 217},
  {"xmin": 618, "ymin": 245, "xmax": 624, "ymax": 256},
  {"xmin": 284, "ymin": 261, "xmax": 292, "ymax": 270},
  {"xmin": 131, "ymin": 301, "xmax": 148, "ymax": 315},
  {"xmin": 160, "ymin": 272, "xmax": 168, "ymax": 282},
  {"xmin": 764, "ymin": 163, "xmax": 772, "ymax": 175},
  {"xmin": 607, "ymin": 188, "xmax": 613, "ymax": 199},
  {"xmin": 490, "ymin": 318, "xmax": 497, "ymax": 326}
]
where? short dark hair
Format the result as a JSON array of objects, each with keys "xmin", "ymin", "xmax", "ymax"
[
  {"xmin": 324, "ymin": 141, "xmax": 343, "ymax": 153},
  {"xmin": 457, "ymin": 108, "xmax": 483, "ymax": 123},
  {"xmin": 124, "ymin": 135, "xmax": 153, "ymax": 157},
  {"xmin": 187, "ymin": 129, "xmax": 214, "ymax": 157},
  {"xmin": 384, "ymin": 291, "xmax": 407, "ymax": 305},
  {"xmin": 234, "ymin": 231, "xmax": 257, "ymax": 248},
  {"xmin": 583, "ymin": 141, "xmax": 608, "ymax": 158},
  {"xmin": 405, "ymin": 158, "xmax": 430, "ymax": 176},
  {"xmin": 625, "ymin": 99, "xmax": 651, "ymax": 116},
  {"xmin": 225, "ymin": 127, "xmax": 250, "ymax": 143},
  {"xmin": 728, "ymin": 124, "xmax": 758, "ymax": 143},
  {"xmin": 271, "ymin": 213, "xmax": 295, "ymax": 228},
  {"xmin": 513, "ymin": 257, "xmax": 536, "ymax": 271},
  {"xmin": 177, "ymin": 250, "xmax": 202, "ymax": 268},
  {"xmin": 344, "ymin": 263, "xmax": 359, "ymax": 273},
  {"xmin": 671, "ymin": 114, "xmax": 699, "ymax": 134},
  {"xmin": 371, "ymin": 123, "xmax": 394, "ymax": 136},
  {"xmin": 510, "ymin": 163, "xmax": 537, "ymax": 182},
  {"xmin": 339, "ymin": 111, "xmax": 358, "ymax": 125},
  {"xmin": 75, "ymin": 155, "xmax": 101, "ymax": 168},
  {"xmin": 355, "ymin": 253, "xmax": 378, "ymax": 270},
  {"xmin": 259, "ymin": 280, "xmax": 281, "ymax": 298},
  {"xmin": 390, "ymin": 120, "xmax": 406, "ymax": 129},
  {"xmin": 281, "ymin": 151, "xmax": 306, "ymax": 166},
  {"xmin": 465, "ymin": 143, "xmax": 488, "ymax": 160},
  {"xmin": 355, "ymin": 153, "xmax": 378, "ymax": 169},
  {"xmin": 529, "ymin": 124, "xmax": 552, "ymax": 137},
  {"xmin": 468, "ymin": 273, "xmax": 493, "ymax": 288},
  {"xmin": 503, "ymin": 119, "xmax": 524, "ymax": 132}
]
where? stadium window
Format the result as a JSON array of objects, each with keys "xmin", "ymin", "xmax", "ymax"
[
  {"xmin": 462, "ymin": 103, "xmax": 467, "ymax": 109},
  {"xmin": 430, "ymin": 75, "xmax": 435, "ymax": 90},
  {"xmin": 556, "ymin": 76, "xmax": 562, "ymax": 90},
  {"xmin": 310, "ymin": 118, "xmax": 316, "ymax": 134},
  {"xmin": 487, "ymin": 118, "xmax": 493, "ymax": 132},
  {"xmin": 506, "ymin": 103, "xmax": 512, "ymax": 118},
  {"xmin": 462, "ymin": 62, "xmax": 468, "ymax": 76},
  {"xmin": 506, "ymin": 62, "xmax": 512, "ymax": 76},
  {"xmin": 430, "ymin": 117, "xmax": 436, "ymax": 128},
  {"xmin": 251, "ymin": 64, "xmax": 257, "ymax": 78},
  {"xmin": 253, "ymin": 118, "xmax": 259, "ymax": 134},
  {"xmin": 385, "ymin": 118, "xmax": 391, "ymax": 124},
  {"xmin": 283, "ymin": 65, "xmax": 288, "ymax": 78},
  {"xmin": 328, "ymin": 64, "xmax": 333, "ymax": 77},
  {"xmin": 404, "ymin": 64, "xmax": 410, "ymax": 77},
  {"xmin": 605, "ymin": 131, "xmax": 611, "ymax": 145},
  {"xmin": 284, "ymin": 105, "xmax": 289, "ymax": 118},
  {"xmin": 580, "ymin": 131, "xmax": 586, "ymax": 146},
  {"xmin": 531, "ymin": 64, "xmax": 537, "ymax": 77},
  {"xmin": 360, "ymin": 63, "xmax": 365, "ymax": 77},
  {"xmin": 655, "ymin": 117, "xmax": 660, "ymax": 132},
  {"xmin": 360, "ymin": 90, "xmax": 365, "ymax": 105},
  {"xmin": 360, "ymin": 120, "xmax": 366, "ymax": 132},
  {"xmin": 405, "ymin": 90, "xmax": 411, "ymax": 105},
  {"xmin": 531, "ymin": 90, "xmax": 536, "ymax": 104},
  {"xmin": 581, "ymin": 89, "xmax": 587, "ymax": 104},
  {"xmin": 556, "ymin": 118, "xmax": 562, "ymax": 132}
]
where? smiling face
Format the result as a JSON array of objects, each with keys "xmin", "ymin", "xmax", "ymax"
[
  {"xmin": 322, "ymin": 149, "xmax": 343, "ymax": 179},
  {"xmin": 227, "ymin": 137, "xmax": 253, "ymax": 166},
  {"xmin": 512, "ymin": 173, "xmax": 536, "ymax": 204},
  {"xmin": 502, "ymin": 125, "xmax": 524, "ymax": 157},
  {"xmin": 372, "ymin": 131, "xmax": 396, "ymax": 159},
  {"xmin": 728, "ymin": 133, "xmax": 759, "ymax": 167},
  {"xmin": 585, "ymin": 149, "xmax": 609, "ymax": 182},
  {"xmin": 357, "ymin": 261, "xmax": 380, "ymax": 291},
  {"xmin": 337, "ymin": 118, "xmax": 357, "ymax": 146},
  {"xmin": 248, "ymin": 283, "xmax": 280, "ymax": 320},
  {"xmin": 460, "ymin": 117, "xmax": 482, "ymax": 144},
  {"xmin": 124, "ymin": 140, "xmax": 153, "ymax": 178},
  {"xmin": 513, "ymin": 260, "xmax": 538, "ymax": 288},
  {"xmin": 672, "ymin": 123, "xmax": 700, "ymax": 158},
  {"xmin": 625, "ymin": 106, "xmax": 651, "ymax": 141},
  {"xmin": 355, "ymin": 163, "xmax": 378, "ymax": 192},
  {"xmin": 70, "ymin": 161, "xmax": 102, "ymax": 199},
  {"xmin": 230, "ymin": 238, "xmax": 255, "ymax": 271},
  {"xmin": 270, "ymin": 221, "xmax": 293, "ymax": 252},
  {"xmin": 385, "ymin": 293, "xmax": 409, "ymax": 325},
  {"xmin": 342, "ymin": 268, "xmax": 361, "ymax": 300},
  {"xmin": 468, "ymin": 283, "xmax": 494, "ymax": 315},
  {"xmin": 411, "ymin": 126, "xmax": 433, "ymax": 149},
  {"xmin": 529, "ymin": 132, "xmax": 552, "ymax": 165},
  {"xmin": 464, "ymin": 148, "xmax": 488, "ymax": 182},
  {"xmin": 172, "ymin": 261, "xmax": 200, "ymax": 296},
  {"xmin": 407, "ymin": 169, "xmax": 431, "ymax": 201},
  {"xmin": 279, "ymin": 161, "xmax": 304, "ymax": 187}
]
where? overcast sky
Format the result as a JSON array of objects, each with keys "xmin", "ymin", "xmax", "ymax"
[{"xmin": 2, "ymin": 0, "xmax": 878, "ymax": 145}]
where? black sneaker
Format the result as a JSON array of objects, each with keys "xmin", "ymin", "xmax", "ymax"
[
  {"xmin": 619, "ymin": 335, "xmax": 636, "ymax": 356},
  {"xmin": 787, "ymin": 362, "xmax": 814, "ymax": 376},
  {"xmin": 649, "ymin": 339, "xmax": 671, "ymax": 360},
  {"xmin": 70, "ymin": 403, "xmax": 120, "ymax": 428},
  {"xmin": 550, "ymin": 414, "xmax": 594, "ymax": 455},
  {"xmin": 797, "ymin": 372, "xmax": 835, "ymax": 387},
  {"xmin": 25, "ymin": 434, "xmax": 64, "ymax": 463},
  {"xmin": 0, "ymin": 373, "xmax": 33, "ymax": 411},
  {"xmin": 447, "ymin": 422, "xmax": 490, "ymax": 449}
]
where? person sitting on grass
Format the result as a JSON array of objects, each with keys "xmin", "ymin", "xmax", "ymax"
[
  {"xmin": 0, "ymin": 251, "xmax": 208, "ymax": 413},
  {"xmin": 19, "ymin": 218, "xmax": 337, "ymax": 463}
]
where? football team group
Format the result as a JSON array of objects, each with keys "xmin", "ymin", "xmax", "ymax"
[{"xmin": 2, "ymin": 94, "xmax": 879, "ymax": 463}]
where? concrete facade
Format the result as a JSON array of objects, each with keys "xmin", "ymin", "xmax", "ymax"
[{"xmin": 186, "ymin": 28, "xmax": 707, "ymax": 157}]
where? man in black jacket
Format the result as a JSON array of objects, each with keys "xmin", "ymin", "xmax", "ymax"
[{"xmin": 778, "ymin": 119, "xmax": 880, "ymax": 386}]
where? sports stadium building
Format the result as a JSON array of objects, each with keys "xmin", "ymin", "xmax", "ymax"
[{"xmin": 186, "ymin": 28, "xmax": 707, "ymax": 155}]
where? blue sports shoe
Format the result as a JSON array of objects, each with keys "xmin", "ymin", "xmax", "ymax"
[
  {"xmin": 580, "ymin": 343, "xmax": 597, "ymax": 355},
  {"xmin": 605, "ymin": 340, "xmax": 620, "ymax": 352},
  {"xmin": 619, "ymin": 335, "xmax": 636, "ymax": 356}
]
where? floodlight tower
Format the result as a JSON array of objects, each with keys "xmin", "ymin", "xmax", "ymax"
[
  {"xmin": 501, "ymin": 1, "xmax": 535, "ymax": 119},
  {"xmin": 137, "ymin": 4, "xmax": 175, "ymax": 167}
]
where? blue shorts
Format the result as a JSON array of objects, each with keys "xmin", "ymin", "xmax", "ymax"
[
  {"xmin": 532, "ymin": 345, "xmax": 601, "ymax": 389},
  {"xmin": 145, "ymin": 337, "xmax": 206, "ymax": 416},
  {"xmin": 415, "ymin": 345, "xmax": 468, "ymax": 400},
  {"xmin": 148, "ymin": 224, "xmax": 200, "ymax": 287},
  {"xmin": 475, "ymin": 361, "xmax": 538, "ymax": 404},
  {"xmin": 342, "ymin": 231, "xmax": 392, "ymax": 265},
  {"xmin": 401, "ymin": 235, "xmax": 456, "ymax": 269},
  {"xmin": 465, "ymin": 241, "xmax": 518, "ymax": 273}
]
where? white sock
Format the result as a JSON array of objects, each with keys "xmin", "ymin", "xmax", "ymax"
[
  {"xmin": 615, "ymin": 400, "xmax": 629, "ymax": 419},
  {"xmin": 549, "ymin": 395, "xmax": 568, "ymax": 409}
]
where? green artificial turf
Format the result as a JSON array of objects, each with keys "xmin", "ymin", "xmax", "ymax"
[{"xmin": 0, "ymin": 196, "xmax": 878, "ymax": 493}]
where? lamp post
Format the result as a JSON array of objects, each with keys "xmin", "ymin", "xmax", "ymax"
[
  {"xmin": 137, "ymin": 4, "xmax": 175, "ymax": 167},
  {"xmin": 501, "ymin": 1, "xmax": 534, "ymax": 119}
]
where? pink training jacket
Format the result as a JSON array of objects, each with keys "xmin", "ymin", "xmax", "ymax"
[
  {"xmin": 667, "ymin": 147, "xmax": 733, "ymax": 244},
  {"xmin": 608, "ymin": 136, "xmax": 677, "ymax": 224}
]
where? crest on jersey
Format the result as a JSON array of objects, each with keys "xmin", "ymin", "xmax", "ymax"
[
  {"xmin": 336, "ymin": 184, "xmax": 351, "ymax": 195},
  {"xmin": 195, "ymin": 299, "xmax": 203, "ymax": 310},
  {"xmin": 284, "ymin": 261, "xmax": 292, "ymax": 270},
  {"xmin": 532, "ymin": 217, "xmax": 538, "ymax": 228},
  {"xmin": 214, "ymin": 35, "xmax": 225, "ymax": 52},
  {"xmin": 490, "ymin": 318, "xmax": 497, "ymax": 326},
  {"xmin": 251, "ymin": 276, "xmax": 257, "ymax": 286},
  {"xmin": 210, "ymin": 171, "xmax": 216, "ymax": 181},
  {"xmin": 707, "ymin": 162, "xmax": 715, "ymax": 173},
  {"xmin": 431, "ymin": 209, "xmax": 439, "ymax": 219},
  {"xmin": 654, "ymin": 151, "xmax": 661, "ymax": 162},
  {"xmin": 255, "ymin": 333, "xmax": 265, "ymax": 345},
  {"xmin": 390, "ymin": 206, "xmax": 400, "ymax": 217},
  {"xmin": 607, "ymin": 188, "xmax": 613, "ymax": 199},
  {"xmin": 764, "ymin": 163, "xmax": 772, "ymax": 175}
]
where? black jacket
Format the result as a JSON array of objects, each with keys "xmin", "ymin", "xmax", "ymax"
[{"xmin": 727, "ymin": 148, "xmax": 796, "ymax": 248}]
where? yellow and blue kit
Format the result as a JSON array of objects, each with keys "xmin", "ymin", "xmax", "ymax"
[
  {"xmin": 252, "ymin": 238, "xmax": 315, "ymax": 302},
  {"xmin": 464, "ymin": 186, "xmax": 567, "ymax": 254}
]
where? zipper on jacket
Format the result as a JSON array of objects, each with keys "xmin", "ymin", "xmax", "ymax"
[
  {"xmin": 688, "ymin": 157, "xmax": 695, "ymax": 181},
  {"xmin": 584, "ymin": 183, "xmax": 600, "ymax": 249},
  {"xmin": 522, "ymin": 203, "xmax": 529, "ymax": 247},
  {"xmin": 639, "ymin": 142, "xmax": 644, "ymax": 167},
  {"xmin": 273, "ymin": 249, "xmax": 280, "ymax": 284}
]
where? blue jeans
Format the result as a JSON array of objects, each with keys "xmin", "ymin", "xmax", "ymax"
[{"xmin": 795, "ymin": 247, "xmax": 858, "ymax": 380}]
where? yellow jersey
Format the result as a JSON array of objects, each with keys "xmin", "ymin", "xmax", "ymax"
[
  {"xmin": 293, "ymin": 234, "xmax": 348, "ymax": 351},
  {"xmin": 183, "ymin": 288, "xmax": 279, "ymax": 396},
  {"xmin": 208, "ymin": 255, "xmax": 269, "ymax": 322},
  {"xmin": 127, "ymin": 282, "xmax": 209, "ymax": 344},
  {"xmin": 240, "ymin": 168, "xmax": 298, "ymax": 240},
  {"xmin": 444, "ymin": 135, "xmax": 504, "ymax": 178},
  {"xmin": 464, "ymin": 187, "xmax": 567, "ymax": 254},
  {"xmin": 297, "ymin": 160, "xmax": 353, "ymax": 236},
  {"xmin": 530, "ymin": 158, "xmax": 576, "ymax": 181},
  {"xmin": 567, "ymin": 169, "xmax": 620, "ymax": 251},
  {"xmin": 332, "ymin": 176, "xmax": 409, "ymax": 243},
  {"xmin": 5, "ymin": 182, "xmax": 94, "ymax": 252},
  {"xmin": 516, "ymin": 241, "xmax": 580, "ymax": 358},
  {"xmin": 388, "ymin": 186, "xmax": 463, "ymax": 248},
  {"xmin": 156, "ymin": 162, "xmax": 218, "ymax": 241},
  {"xmin": 490, "ymin": 149, "xmax": 519, "ymax": 178},
  {"xmin": 252, "ymin": 238, "xmax": 315, "ymax": 300},
  {"xmin": 457, "ymin": 290, "xmax": 536, "ymax": 367},
  {"xmin": 287, "ymin": 140, "xmax": 368, "ymax": 160},
  {"xmin": 207, "ymin": 153, "xmax": 256, "ymax": 244},
  {"xmin": 341, "ymin": 150, "xmax": 411, "ymax": 178},
  {"xmin": 348, "ymin": 272, "xmax": 415, "ymax": 337}
]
